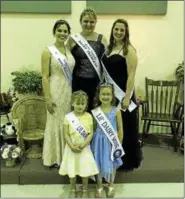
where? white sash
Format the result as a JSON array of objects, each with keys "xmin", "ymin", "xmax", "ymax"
[
  {"xmin": 101, "ymin": 56, "xmax": 137, "ymax": 112},
  {"xmin": 65, "ymin": 112, "xmax": 88, "ymax": 141},
  {"xmin": 91, "ymin": 107, "xmax": 125, "ymax": 161},
  {"xmin": 70, "ymin": 33, "xmax": 101, "ymax": 79},
  {"xmin": 48, "ymin": 45, "xmax": 72, "ymax": 86}
]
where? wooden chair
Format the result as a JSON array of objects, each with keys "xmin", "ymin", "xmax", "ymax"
[
  {"xmin": 11, "ymin": 96, "xmax": 46, "ymax": 158},
  {"xmin": 141, "ymin": 77, "xmax": 184, "ymax": 152}
]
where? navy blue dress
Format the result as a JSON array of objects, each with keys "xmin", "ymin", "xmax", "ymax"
[{"xmin": 71, "ymin": 34, "xmax": 105, "ymax": 112}]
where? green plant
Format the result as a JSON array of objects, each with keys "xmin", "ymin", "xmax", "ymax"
[
  {"xmin": 175, "ymin": 61, "xmax": 184, "ymax": 83},
  {"xmin": 11, "ymin": 70, "xmax": 42, "ymax": 95}
]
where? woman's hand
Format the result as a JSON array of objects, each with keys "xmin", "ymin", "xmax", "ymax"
[
  {"xmin": 46, "ymin": 99, "xmax": 56, "ymax": 114},
  {"xmin": 121, "ymin": 97, "xmax": 130, "ymax": 110}
]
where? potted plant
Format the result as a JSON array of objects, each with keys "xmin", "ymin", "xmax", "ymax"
[
  {"xmin": 11, "ymin": 70, "xmax": 42, "ymax": 96},
  {"xmin": 175, "ymin": 61, "xmax": 184, "ymax": 103},
  {"xmin": 1, "ymin": 144, "xmax": 22, "ymax": 167}
]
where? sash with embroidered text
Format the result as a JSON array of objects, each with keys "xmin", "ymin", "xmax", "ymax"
[
  {"xmin": 101, "ymin": 54, "xmax": 137, "ymax": 112},
  {"xmin": 92, "ymin": 107, "xmax": 125, "ymax": 161},
  {"xmin": 65, "ymin": 112, "xmax": 88, "ymax": 140},
  {"xmin": 71, "ymin": 33, "xmax": 101, "ymax": 79},
  {"xmin": 48, "ymin": 45, "xmax": 72, "ymax": 86}
]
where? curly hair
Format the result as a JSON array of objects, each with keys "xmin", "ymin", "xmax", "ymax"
[
  {"xmin": 71, "ymin": 90, "xmax": 89, "ymax": 111},
  {"xmin": 107, "ymin": 19, "xmax": 131, "ymax": 56},
  {"xmin": 80, "ymin": 7, "xmax": 97, "ymax": 22},
  {"xmin": 93, "ymin": 83, "xmax": 116, "ymax": 108}
]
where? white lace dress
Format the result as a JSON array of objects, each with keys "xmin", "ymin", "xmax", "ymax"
[{"xmin": 42, "ymin": 47, "xmax": 75, "ymax": 166}]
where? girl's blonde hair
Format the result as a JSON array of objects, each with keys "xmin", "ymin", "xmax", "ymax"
[
  {"xmin": 93, "ymin": 82, "xmax": 116, "ymax": 108},
  {"xmin": 71, "ymin": 90, "xmax": 89, "ymax": 111}
]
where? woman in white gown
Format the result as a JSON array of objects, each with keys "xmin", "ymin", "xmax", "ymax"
[{"xmin": 41, "ymin": 20, "xmax": 75, "ymax": 167}]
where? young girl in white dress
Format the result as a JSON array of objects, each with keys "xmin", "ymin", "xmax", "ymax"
[{"xmin": 59, "ymin": 90, "xmax": 99, "ymax": 198}]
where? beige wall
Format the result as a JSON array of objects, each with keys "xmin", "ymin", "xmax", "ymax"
[{"xmin": 1, "ymin": 1, "xmax": 184, "ymax": 98}]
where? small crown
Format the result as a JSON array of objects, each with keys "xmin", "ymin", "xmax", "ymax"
[{"xmin": 98, "ymin": 82, "xmax": 114, "ymax": 88}]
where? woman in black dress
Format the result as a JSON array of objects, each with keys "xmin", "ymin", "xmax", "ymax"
[
  {"xmin": 67, "ymin": 8, "xmax": 107, "ymax": 112},
  {"xmin": 101, "ymin": 19, "xmax": 143, "ymax": 171}
]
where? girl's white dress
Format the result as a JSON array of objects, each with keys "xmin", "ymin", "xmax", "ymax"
[{"xmin": 59, "ymin": 112, "xmax": 99, "ymax": 178}]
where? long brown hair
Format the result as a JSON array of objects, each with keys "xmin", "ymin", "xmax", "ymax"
[{"xmin": 107, "ymin": 19, "xmax": 131, "ymax": 56}]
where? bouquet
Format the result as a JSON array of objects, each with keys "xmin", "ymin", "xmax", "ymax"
[{"xmin": 1, "ymin": 144, "xmax": 21, "ymax": 160}]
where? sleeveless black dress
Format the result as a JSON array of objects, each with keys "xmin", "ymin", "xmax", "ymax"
[
  {"xmin": 71, "ymin": 34, "xmax": 105, "ymax": 112},
  {"xmin": 102, "ymin": 54, "xmax": 143, "ymax": 171}
]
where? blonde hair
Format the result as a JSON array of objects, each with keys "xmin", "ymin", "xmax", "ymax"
[
  {"xmin": 93, "ymin": 83, "xmax": 116, "ymax": 108},
  {"xmin": 71, "ymin": 90, "xmax": 88, "ymax": 111},
  {"xmin": 80, "ymin": 8, "xmax": 97, "ymax": 22}
]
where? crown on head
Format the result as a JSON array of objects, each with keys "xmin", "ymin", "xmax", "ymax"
[
  {"xmin": 98, "ymin": 82, "xmax": 114, "ymax": 89},
  {"xmin": 73, "ymin": 90, "xmax": 88, "ymax": 97}
]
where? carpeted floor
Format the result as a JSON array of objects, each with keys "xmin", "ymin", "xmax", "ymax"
[{"xmin": 1, "ymin": 146, "xmax": 184, "ymax": 184}]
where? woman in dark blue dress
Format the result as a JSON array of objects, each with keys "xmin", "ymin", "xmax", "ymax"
[
  {"xmin": 67, "ymin": 8, "xmax": 107, "ymax": 112},
  {"xmin": 101, "ymin": 19, "xmax": 143, "ymax": 171}
]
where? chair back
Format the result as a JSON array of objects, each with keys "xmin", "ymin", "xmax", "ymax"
[
  {"xmin": 12, "ymin": 96, "xmax": 46, "ymax": 131},
  {"xmin": 145, "ymin": 77, "xmax": 180, "ymax": 115}
]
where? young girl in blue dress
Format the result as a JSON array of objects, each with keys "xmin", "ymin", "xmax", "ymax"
[{"xmin": 91, "ymin": 83, "xmax": 124, "ymax": 198}]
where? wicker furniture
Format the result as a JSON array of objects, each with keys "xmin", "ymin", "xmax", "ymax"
[{"xmin": 11, "ymin": 96, "xmax": 46, "ymax": 158}]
